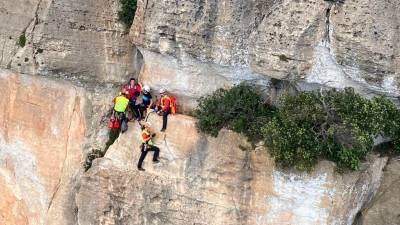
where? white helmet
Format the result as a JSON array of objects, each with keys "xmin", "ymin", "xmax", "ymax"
[{"xmin": 143, "ymin": 85, "xmax": 151, "ymax": 93}]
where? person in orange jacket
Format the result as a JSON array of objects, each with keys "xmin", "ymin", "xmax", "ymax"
[
  {"xmin": 137, "ymin": 122, "xmax": 160, "ymax": 171},
  {"xmin": 154, "ymin": 88, "xmax": 171, "ymax": 132}
]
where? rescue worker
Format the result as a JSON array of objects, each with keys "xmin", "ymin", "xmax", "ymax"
[
  {"xmin": 124, "ymin": 78, "xmax": 142, "ymax": 120},
  {"xmin": 154, "ymin": 88, "xmax": 170, "ymax": 132},
  {"xmin": 137, "ymin": 122, "xmax": 160, "ymax": 171},
  {"xmin": 113, "ymin": 89, "xmax": 130, "ymax": 122},
  {"xmin": 139, "ymin": 85, "xmax": 153, "ymax": 119}
]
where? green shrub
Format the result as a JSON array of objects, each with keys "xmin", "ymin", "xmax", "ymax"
[
  {"xmin": 84, "ymin": 149, "xmax": 105, "ymax": 171},
  {"xmin": 278, "ymin": 54, "xmax": 289, "ymax": 62},
  {"xmin": 17, "ymin": 34, "xmax": 26, "ymax": 47},
  {"xmin": 83, "ymin": 128, "xmax": 120, "ymax": 171},
  {"xmin": 195, "ymin": 84, "xmax": 276, "ymax": 142},
  {"xmin": 118, "ymin": 0, "xmax": 137, "ymax": 27},
  {"xmin": 262, "ymin": 88, "xmax": 400, "ymax": 171},
  {"xmin": 196, "ymin": 85, "xmax": 400, "ymax": 172},
  {"xmin": 105, "ymin": 128, "xmax": 121, "ymax": 151}
]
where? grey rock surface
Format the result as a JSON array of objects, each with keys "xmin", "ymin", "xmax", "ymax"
[
  {"xmin": 361, "ymin": 158, "xmax": 400, "ymax": 225},
  {"xmin": 0, "ymin": 0, "xmax": 135, "ymax": 83},
  {"xmin": 76, "ymin": 114, "xmax": 388, "ymax": 225},
  {"xmin": 131, "ymin": 0, "xmax": 400, "ymax": 106}
]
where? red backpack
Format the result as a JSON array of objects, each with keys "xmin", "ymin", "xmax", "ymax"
[{"xmin": 107, "ymin": 117, "xmax": 120, "ymax": 129}]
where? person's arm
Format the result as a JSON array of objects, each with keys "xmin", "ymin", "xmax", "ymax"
[{"xmin": 156, "ymin": 97, "xmax": 161, "ymax": 107}]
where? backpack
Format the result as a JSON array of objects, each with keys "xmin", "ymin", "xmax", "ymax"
[
  {"xmin": 108, "ymin": 117, "xmax": 120, "ymax": 129},
  {"xmin": 169, "ymin": 95, "xmax": 177, "ymax": 114}
]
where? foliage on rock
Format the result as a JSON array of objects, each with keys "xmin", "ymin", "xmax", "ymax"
[
  {"xmin": 195, "ymin": 84, "xmax": 276, "ymax": 142},
  {"xmin": 17, "ymin": 34, "xmax": 26, "ymax": 47},
  {"xmin": 263, "ymin": 88, "xmax": 400, "ymax": 171},
  {"xmin": 84, "ymin": 128, "xmax": 120, "ymax": 171},
  {"xmin": 196, "ymin": 85, "xmax": 400, "ymax": 171},
  {"xmin": 118, "ymin": 0, "xmax": 137, "ymax": 27}
]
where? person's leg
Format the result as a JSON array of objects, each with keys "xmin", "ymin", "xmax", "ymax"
[
  {"xmin": 134, "ymin": 104, "xmax": 142, "ymax": 120},
  {"xmin": 121, "ymin": 112, "xmax": 127, "ymax": 121},
  {"xmin": 129, "ymin": 100, "xmax": 135, "ymax": 113},
  {"xmin": 150, "ymin": 146, "xmax": 160, "ymax": 161},
  {"xmin": 141, "ymin": 104, "xmax": 149, "ymax": 119},
  {"xmin": 129, "ymin": 100, "xmax": 137, "ymax": 119},
  {"xmin": 137, "ymin": 144, "xmax": 148, "ymax": 169},
  {"xmin": 117, "ymin": 112, "xmax": 126, "ymax": 121},
  {"xmin": 161, "ymin": 109, "xmax": 170, "ymax": 131}
]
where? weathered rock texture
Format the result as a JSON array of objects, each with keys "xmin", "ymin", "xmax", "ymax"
[
  {"xmin": 131, "ymin": 0, "xmax": 400, "ymax": 108},
  {"xmin": 0, "ymin": 0, "xmax": 135, "ymax": 83},
  {"xmin": 0, "ymin": 68, "xmax": 119, "ymax": 225},
  {"xmin": 0, "ymin": 69, "xmax": 86, "ymax": 225},
  {"xmin": 361, "ymin": 158, "xmax": 400, "ymax": 225},
  {"xmin": 1, "ymin": 0, "xmax": 399, "ymax": 224},
  {"xmin": 77, "ymin": 114, "xmax": 388, "ymax": 225}
]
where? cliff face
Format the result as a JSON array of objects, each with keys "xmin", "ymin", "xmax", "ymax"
[
  {"xmin": 77, "ymin": 114, "xmax": 387, "ymax": 225},
  {"xmin": 361, "ymin": 158, "xmax": 400, "ymax": 225},
  {"xmin": 0, "ymin": 70, "xmax": 86, "ymax": 225},
  {"xmin": 0, "ymin": 68, "xmax": 116, "ymax": 225},
  {"xmin": 131, "ymin": 0, "xmax": 400, "ymax": 108},
  {"xmin": 0, "ymin": 0, "xmax": 399, "ymax": 225},
  {"xmin": 0, "ymin": 0, "xmax": 135, "ymax": 83}
]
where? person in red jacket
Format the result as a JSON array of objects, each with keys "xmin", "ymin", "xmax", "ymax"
[
  {"xmin": 155, "ymin": 88, "xmax": 171, "ymax": 132},
  {"xmin": 124, "ymin": 78, "xmax": 142, "ymax": 120}
]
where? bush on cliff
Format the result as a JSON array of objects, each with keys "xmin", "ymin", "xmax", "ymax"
[
  {"xmin": 17, "ymin": 34, "xmax": 26, "ymax": 47},
  {"xmin": 196, "ymin": 85, "xmax": 400, "ymax": 171},
  {"xmin": 118, "ymin": 0, "xmax": 137, "ymax": 27},
  {"xmin": 195, "ymin": 84, "xmax": 276, "ymax": 142},
  {"xmin": 263, "ymin": 88, "xmax": 400, "ymax": 171},
  {"xmin": 84, "ymin": 128, "xmax": 120, "ymax": 171}
]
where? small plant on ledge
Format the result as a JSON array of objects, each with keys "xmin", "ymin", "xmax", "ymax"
[{"xmin": 118, "ymin": 0, "xmax": 137, "ymax": 27}]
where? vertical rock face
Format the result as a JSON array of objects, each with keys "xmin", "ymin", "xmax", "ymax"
[
  {"xmin": 130, "ymin": 0, "xmax": 277, "ymax": 109},
  {"xmin": 361, "ymin": 158, "xmax": 400, "ymax": 225},
  {"xmin": 1, "ymin": 1, "xmax": 398, "ymax": 225},
  {"xmin": 76, "ymin": 114, "xmax": 388, "ymax": 225},
  {"xmin": 330, "ymin": 0, "xmax": 400, "ymax": 92},
  {"xmin": 0, "ymin": 69, "xmax": 87, "ymax": 225},
  {"xmin": 0, "ymin": 0, "xmax": 41, "ymax": 68},
  {"xmin": 0, "ymin": 0, "xmax": 134, "ymax": 83},
  {"xmin": 131, "ymin": 0, "xmax": 400, "ymax": 108}
]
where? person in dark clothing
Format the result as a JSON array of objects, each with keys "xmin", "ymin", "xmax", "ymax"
[
  {"xmin": 139, "ymin": 85, "xmax": 153, "ymax": 119},
  {"xmin": 137, "ymin": 122, "xmax": 160, "ymax": 171},
  {"xmin": 154, "ymin": 88, "xmax": 170, "ymax": 132}
]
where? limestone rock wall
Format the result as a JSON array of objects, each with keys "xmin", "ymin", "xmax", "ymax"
[
  {"xmin": 77, "ymin": 114, "xmax": 388, "ymax": 225},
  {"xmin": 131, "ymin": 0, "xmax": 400, "ymax": 108},
  {"xmin": 0, "ymin": 68, "xmax": 120, "ymax": 225},
  {"xmin": 0, "ymin": 0, "xmax": 399, "ymax": 225},
  {"xmin": 0, "ymin": 0, "xmax": 135, "ymax": 83},
  {"xmin": 0, "ymin": 69, "xmax": 87, "ymax": 225},
  {"xmin": 361, "ymin": 158, "xmax": 400, "ymax": 225}
]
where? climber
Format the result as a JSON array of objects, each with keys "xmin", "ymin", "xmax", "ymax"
[
  {"xmin": 154, "ymin": 88, "xmax": 170, "ymax": 132},
  {"xmin": 112, "ymin": 89, "xmax": 130, "ymax": 125},
  {"xmin": 139, "ymin": 85, "xmax": 153, "ymax": 119},
  {"xmin": 137, "ymin": 122, "xmax": 160, "ymax": 171},
  {"xmin": 124, "ymin": 78, "xmax": 142, "ymax": 120}
]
